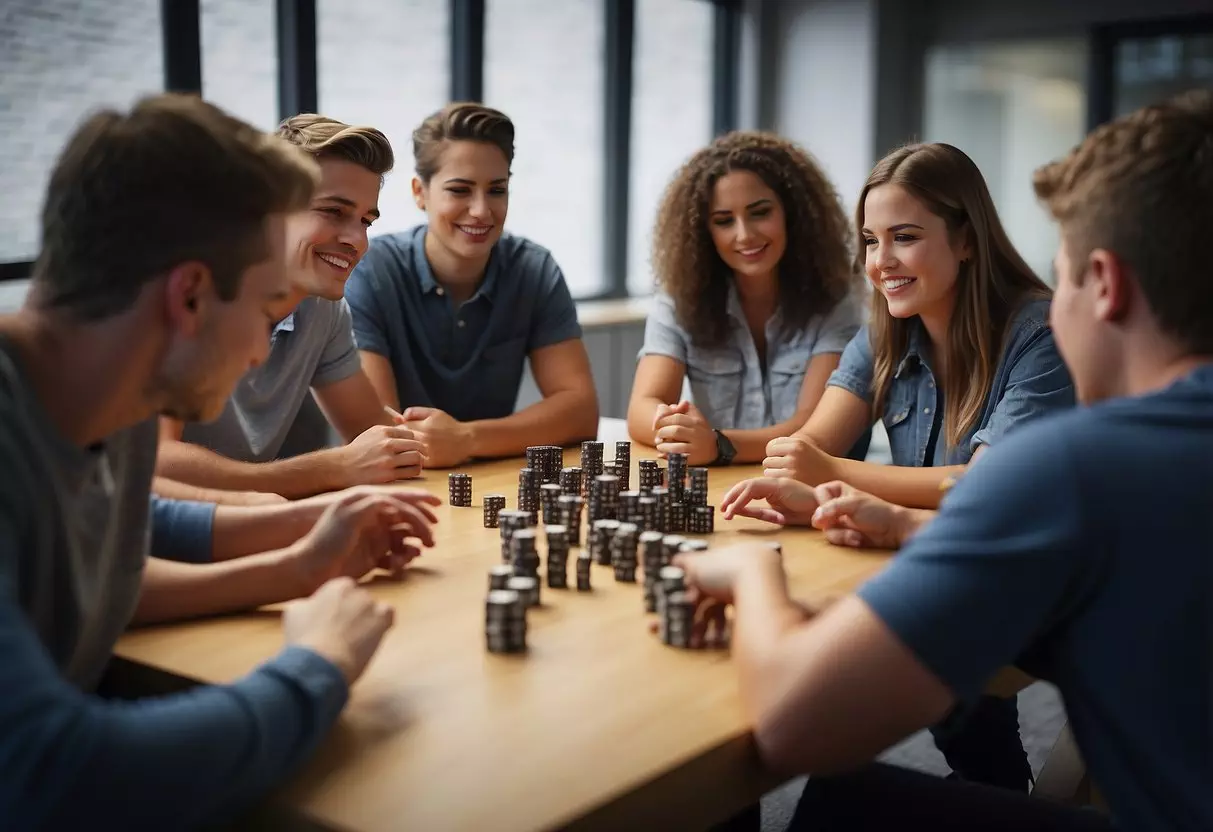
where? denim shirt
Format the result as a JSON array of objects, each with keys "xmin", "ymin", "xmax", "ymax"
[
  {"xmin": 827, "ymin": 297, "xmax": 1075, "ymax": 466},
  {"xmin": 639, "ymin": 286, "xmax": 862, "ymax": 430}
]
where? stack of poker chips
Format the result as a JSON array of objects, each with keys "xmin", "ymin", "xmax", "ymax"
[
  {"xmin": 665, "ymin": 452, "xmax": 688, "ymax": 504},
  {"xmin": 638, "ymin": 496, "xmax": 659, "ymax": 533},
  {"xmin": 667, "ymin": 502, "xmax": 687, "ymax": 533},
  {"xmin": 661, "ymin": 590, "xmax": 695, "ymax": 649},
  {"xmin": 678, "ymin": 539, "xmax": 709, "ymax": 555},
  {"xmin": 545, "ymin": 524, "xmax": 570, "ymax": 589},
  {"xmin": 640, "ymin": 531, "xmax": 665, "ymax": 612},
  {"xmin": 525, "ymin": 445, "xmax": 563, "ymax": 485},
  {"xmin": 637, "ymin": 459, "xmax": 661, "ymax": 493},
  {"xmin": 518, "ymin": 467, "xmax": 540, "ymax": 514},
  {"xmin": 618, "ymin": 490, "xmax": 641, "ymax": 525},
  {"xmin": 590, "ymin": 518, "xmax": 620, "ymax": 565},
  {"xmin": 486, "ymin": 589, "xmax": 527, "ymax": 654},
  {"xmin": 588, "ymin": 473, "xmax": 620, "ymax": 523},
  {"xmin": 540, "ymin": 483, "xmax": 563, "ymax": 525},
  {"xmin": 602, "ymin": 462, "xmax": 620, "ymax": 482},
  {"xmin": 687, "ymin": 467, "xmax": 709, "ymax": 506},
  {"xmin": 498, "ymin": 510, "xmax": 533, "ymax": 562},
  {"xmin": 510, "ymin": 528, "xmax": 541, "ymax": 580},
  {"xmin": 651, "ymin": 487, "xmax": 671, "ymax": 533},
  {"xmin": 614, "ymin": 440, "xmax": 632, "ymax": 490},
  {"xmin": 661, "ymin": 535, "xmax": 687, "ymax": 568},
  {"xmin": 610, "ymin": 522, "xmax": 640, "ymax": 583},
  {"xmin": 560, "ymin": 466, "xmax": 583, "ymax": 497},
  {"xmin": 656, "ymin": 564, "xmax": 687, "ymax": 618},
  {"xmin": 688, "ymin": 505, "xmax": 715, "ymax": 534},
  {"xmin": 483, "ymin": 494, "xmax": 507, "ymax": 528},
  {"xmin": 576, "ymin": 550, "xmax": 593, "ymax": 591},
  {"xmin": 558, "ymin": 494, "xmax": 584, "ymax": 546},
  {"xmin": 448, "ymin": 472, "xmax": 472, "ymax": 507},
  {"xmin": 507, "ymin": 574, "xmax": 540, "ymax": 609},
  {"xmin": 580, "ymin": 441, "xmax": 604, "ymax": 495},
  {"xmin": 488, "ymin": 564, "xmax": 514, "ymax": 591}
]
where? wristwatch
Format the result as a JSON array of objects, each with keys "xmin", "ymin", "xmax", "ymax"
[{"xmin": 711, "ymin": 429, "xmax": 736, "ymax": 466}]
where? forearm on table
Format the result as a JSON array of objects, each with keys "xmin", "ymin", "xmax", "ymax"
[
  {"xmin": 831, "ymin": 458, "xmax": 966, "ymax": 510},
  {"xmin": 133, "ymin": 553, "xmax": 307, "ymax": 625},
  {"xmin": 626, "ymin": 396, "xmax": 665, "ymax": 446},
  {"xmin": 211, "ymin": 501, "xmax": 323, "ymax": 561},
  {"xmin": 153, "ymin": 476, "xmax": 271, "ymax": 505},
  {"xmin": 467, "ymin": 389, "xmax": 598, "ymax": 459},
  {"xmin": 157, "ymin": 439, "xmax": 344, "ymax": 499}
]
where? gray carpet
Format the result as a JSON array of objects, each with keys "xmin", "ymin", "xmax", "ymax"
[{"xmin": 757, "ymin": 682, "xmax": 1068, "ymax": 831}]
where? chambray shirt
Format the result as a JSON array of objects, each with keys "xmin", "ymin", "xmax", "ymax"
[
  {"xmin": 827, "ymin": 297, "xmax": 1074, "ymax": 466},
  {"xmin": 638, "ymin": 287, "xmax": 862, "ymax": 429},
  {"xmin": 345, "ymin": 226, "xmax": 582, "ymax": 421}
]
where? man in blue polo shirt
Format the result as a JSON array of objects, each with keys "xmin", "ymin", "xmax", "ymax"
[
  {"xmin": 673, "ymin": 93, "xmax": 1213, "ymax": 830},
  {"xmin": 345, "ymin": 103, "xmax": 599, "ymax": 467}
]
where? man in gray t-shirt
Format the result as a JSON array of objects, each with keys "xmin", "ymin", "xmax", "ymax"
[{"xmin": 159, "ymin": 115, "xmax": 426, "ymax": 499}]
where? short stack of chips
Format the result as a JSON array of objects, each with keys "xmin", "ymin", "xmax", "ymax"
[
  {"xmin": 661, "ymin": 535, "xmax": 687, "ymax": 568},
  {"xmin": 510, "ymin": 528, "xmax": 541, "ymax": 582},
  {"xmin": 576, "ymin": 550, "xmax": 593, "ymax": 591},
  {"xmin": 661, "ymin": 590, "xmax": 695, "ymax": 649},
  {"xmin": 640, "ymin": 531, "xmax": 665, "ymax": 612},
  {"xmin": 580, "ymin": 441, "xmax": 604, "ymax": 495},
  {"xmin": 545, "ymin": 524, "xmax": 570, "ymax": 589},
  {"xmin": 518, "ymin": 467, "xmax": 540, "ymax": 515},
  {"xmin": 637, "ymin": 459, "xmax": 661, "ymax": 493},
  {"xmin": 558, "ymin": 494, "xmax": 584, "ymax": 546},
  {"xmin": 591, "ymin": 518, "xmax": 620, "ymax": 566},
  {"xmin": 650, "ymin": 486, "xmax": 670, "ymax": 533},
  {"xmin": 560, "ymin": 466, "xmax": 583, "ymax": 497},
  {"xmin": 618, "ymin": 490, "xmax": 641, "ymax": 525},
  {"xmin": 667, "ymin": 502, "xmax": 687, "ymax": 533},
  {"xmin": 638, "ymin": 496, "xmax": 659, "ymax": 533},
  {"xmin": 588, "ymin": 473, "xmax": 620, "ymax": 523},
  {"xmin": 488, "ymin": 564, "xmax": 514, "ymax": 591},
  {"xmin": 687, "ymin": 467, "xmax": 709, "ymax": 506},
  {"xmin": 507, "ymin": 574, "xmax": 540, "ymax": 609},
  {"xmin": 526, "ymin": 445, "xmax": 563, "ymax": 485},
  {"xmin": 483, "ymin": 494, "xmax": 507, "ymax": 528},
  {"xmin": 688, "ymin": 505, "xmax": 715, "ymax": 534},
  {"xmin": 498, "ymin": 509, "xmax": 533, "ymax": 562},
  {"xmin": 610, "ymin": 522, "xmax": 640, "ymax": 583},
  {"xmin": 656, "ymin": 564, "xmax": 687, "ymax": 621},
  {"xmin": 540, "ymin": 483, "xmax": 563, "ymax": 525},
  {"xmin": 665, "ymin": 452, "xmax": 687, "ymax": 504},
  {"xmin": 485, "ymin": 589, "xmax": 526, "ymax": 654},
  {"xmin": 614, "ymin": 440, "xmax": 632, "ymax": 490},
  {"xmin": 678, "ymin": 539, "xmax": 709, "ymax": 554},
  {"xmin": 448, "ymin": 472, "xmax": 472, "ymax": 507}
]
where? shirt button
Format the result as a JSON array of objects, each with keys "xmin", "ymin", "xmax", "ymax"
[
  {"xmin": 923, "ymin": 407, "xmax": 931, "ymax": 415},
  {"xmin": 436, "ymin": 287, "xmax": 445, "ymax": 296},
  {"xmin": 928, "ymin": 380, "xmax": 934, "ymax": 388},
  {"xmin": 457, "ymin": 319, "xmax": 465, "ymax": 328}
]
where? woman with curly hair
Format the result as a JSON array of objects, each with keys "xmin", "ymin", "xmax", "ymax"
[{"xmin": 626, "ymin": 131, "xmax": 863, "ymax": 466}]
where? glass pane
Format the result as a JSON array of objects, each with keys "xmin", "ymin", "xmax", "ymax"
[
  {"xmin": 317, "ymin": 0, "xmax": 448, "ymax": 236},
  {"xmin": 924, "ymin": 39, "xmax": 1087, "ymax": 286},
  {"xmin": 485, "ymin": 0, "xmax": 605, "ymax": 298},
  {"xmin": 628, "ymin": 0, "xmax": 714, "ymax": 296},
  {"xmin": 0, "ymin": 0, "xmax": 163, "ymax": 262},
  {"xmin": 201, "ymin": 0, "xmax": 278, "ymax": 131},
  {"xmin": 1114, "ymin": 33, "xmax": 1213, "ymax": 117}
]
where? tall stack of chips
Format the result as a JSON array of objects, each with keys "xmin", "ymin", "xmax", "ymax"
[
  {"xmin": 558, "ymin": 494, "xmax": 584, "ymax": 546},
  {"xmin": 656, "ymin": 564, "xmax": 687, "ymax": 618},
  {"xmin": 618, "ymin": 490, "xmax": 641, "ymax": 525},
  {"xmin": 589, "ymin": 473, "xmax": 621, "ymax": 523},
  {"xmin": 591, "ymin": 518, "xmax": 620, "ymax": 565},
  {"xmin": 580, "ymin": 441, "xmax": 604, "ymax": 495},
  {"xmin": 540, "ymin": 483, "xmax": 563, "ymax": 524},
  {"xmin": 518, "ymin": 467, "xmax": 540, "ymax": 514},
  {"xmin": 665, "ymin": 452, "xmax": 687, "ymax": 503},
  {"xmin": 667, "ymin": 502, "xmax": 687, "ymax": 533},
  {"xmin": 638, "ymin": 496, "xmax": 658, "ymax": 532},
  {"xmin": 640, "ymin": 531, "xmax": 665, "ymax": 612},
  {"xmin": 488, "ymin": 564, "xmax": 514, "ymax": 591},
  {"xmin": 448, "ymin": 472, "xmax": 472, "ymax": 507},
  {"xmin": 507, "ymin": 574, "xmax": 540, "ymax": 609},
  {"xmin": 687, "ymin": 467, "xmax": 709, "ymax": 506},
  {"xmin": 498, "ymin": 510, "xmax": 533, "ymax": 562},
  {"xmin": 576, "ymin": 550, "xmax": 593, "ymax": 591},
  {"xmin": 559, "ymin": 466, "xmax": 583, "ymax": 497},
  {"xmin": 637, "ymin": 459, "xmax": 661, "ymax": 493},
  {"xmin": 545, "ymin": 525, "xmax": 570, "ymax": 589},
  {"xmin": 660, "ymin": 590, "xmax": 695, "ymax": 648},
  {"xmin": 510, "ymin": 528, "xmax": 541, "ymax": 578},
  {"xmin": 486, "ymin": 589, "xmax": 526, "ymax": 654},
  {"xmin": 483, "ymin": 494, "xmax": 507, "ymax": 528},
  {"xmin": 525, "ymin": 445, "xmax": 563, "ymax": 485},
  {"xmin": 688, "ymin": 505, "xmax": 715, "ymax": 534},
  {"xmin": 614, "ymin": 440, "xmax": 632, "ymax": 490},
  {"xmin": 610, "ymin": 522, "xmax": 640, "ymax": 582}
]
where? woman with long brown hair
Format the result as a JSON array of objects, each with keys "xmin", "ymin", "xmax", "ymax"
[{"xmin": 627, "ymin": 131, "xmax": 864, "ymax": 466}]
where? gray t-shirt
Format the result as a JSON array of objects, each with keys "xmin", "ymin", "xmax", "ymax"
[{"xmin": 183, "ymin": 296, "xmax": 362, "ymax": 461}]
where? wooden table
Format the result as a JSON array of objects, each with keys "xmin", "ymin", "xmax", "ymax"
[{"xmin": 114, "ymin": 444, "xmax": 895, "ymax": 831}]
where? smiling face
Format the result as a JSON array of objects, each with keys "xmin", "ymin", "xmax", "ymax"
[
  {"xmin": 413, "ymin": 139, "xmax": 509, "ymax": 265},
  {"xmin": 861, "ymin": 183, "xmax": 969, "ymax": 324},
  {"xmin": 284, "ymin": 157, "xmax": 382, "ymax": 300},
  {"xmin": 707, "ymin": 169, "xmax": 788, "ymax": 286}
]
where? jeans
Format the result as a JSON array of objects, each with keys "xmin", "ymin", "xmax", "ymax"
[{"xmin": 931, "ymin": 694, "xmax": 1032, "ymax": 792}]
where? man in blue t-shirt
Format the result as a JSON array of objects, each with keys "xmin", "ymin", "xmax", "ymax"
[{"xmin": 680, "ymin": 93, "xmax": 1213, "ymax": 830}]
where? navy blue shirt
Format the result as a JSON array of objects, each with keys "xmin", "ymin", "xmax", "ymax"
[
  {"xmin": 345, "ymin": 226, "xmax": 582, "ymax": 421},
  {"xmin": 860, "ymin": 365, "xmax": 1213, "ymax": 831}
]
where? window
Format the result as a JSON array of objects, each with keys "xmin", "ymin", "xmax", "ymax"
[
  {"xmin": 200, "ymin": 0, "xmax": 278, "ymax": 131},
  {"xmin": 925, "ymin": 40, "xmax": 1087, "ymax": 286},
  {"xmin": 1113, "ymin": 32, "xmax": 1213, "ymax": 117},
  {"xmin": 317, "ymin": 0, "xmax": 448, "ymax": 235},
  {"xmin": 0, "ymin": 0, "xmax": 163, "ymax": 261},
  {"xmin": 485, "ymin": 0, "xmax": 605, "ymax": 298},
  {"xmin": 628, "ymin": 0, "xmax": 713, "ymax": 296}
]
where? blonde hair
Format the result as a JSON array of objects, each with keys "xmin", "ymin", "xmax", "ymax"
[
  {"xmin": 277, "ymin": 113, "xmax": 394, "ymax": 176},
  {"xmin": 861, "ymin": 143, "xmax": 1049, "ymax": 448}
]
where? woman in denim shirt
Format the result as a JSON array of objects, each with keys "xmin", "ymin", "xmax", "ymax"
[
  {"xmin": 627, "ymin": 132, "xmax": 863, "ymax": 466},
  {"xmin": 753, "ymin": 144, "xmax": 1075, "ymax": 794}
]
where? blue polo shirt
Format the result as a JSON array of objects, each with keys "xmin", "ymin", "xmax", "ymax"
[{"xmin": 345, "ymin": 225, "xmax": 582, "ymax": 421}]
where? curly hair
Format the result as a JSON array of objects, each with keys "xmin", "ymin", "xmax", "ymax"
[{"xmin": 650, "ymin": 131, "xmax": 855, "ymax": 348}]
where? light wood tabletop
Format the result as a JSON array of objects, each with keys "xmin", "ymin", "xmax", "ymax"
[{"xmin": 114, "ymin": 440, "xmax": 895, "ymax": 831}]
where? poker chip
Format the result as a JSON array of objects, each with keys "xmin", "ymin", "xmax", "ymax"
[{"xmin": 448, "ymin": 472, "xmax": 472, "ymax": 507}]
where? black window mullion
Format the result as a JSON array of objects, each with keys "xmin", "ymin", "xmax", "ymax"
[
  {"xmin": 712, "ymin": 0, "xmax": 741, "ymax": 136},
  {"xmin": 604, "ymin": 0, "xmax": 635, "ymax": 299},
  {"xmin": 161, "ymin": 0, "xmax": 202, "ymax": 93},
  {"xmin": 277, "ymin": 0, "xmax": 318, "ymax": 119},
  {"xmin": 451, "ymin": 0, "xmax": 485, "ymax": 101}
]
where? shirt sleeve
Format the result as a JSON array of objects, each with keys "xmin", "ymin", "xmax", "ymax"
[
  {"xmin": 527, "ymin": 253, "xmax": 583, "ymax": 352},
  {"xmin": 311, "ymin": 299, "xmax": 362, "ymax": 388},
  {"xmin": 636, "ymin": 294, "xmax": 689, "ymax": 364},
  {"xmin": 0, "ymin": 538, "xmax": 349, "ymax": 830},
  {"xmin": 857, "ymin": 425, "xmax": 1089, "ymax": 703},
  {"xmin": 825, "ymin": 325, "xmax": 875, "ymax": 402},
  {"xmin": 970, "ymin": 322, "xmax": 1075, "ymax": 453},
  {"xmin": 345, "ymin": 247, "xmax": 393, "ymax": 358},
  {"xmin": 148, "ymin": 496, "xmax": 216, "ymax": 564},
  {"xmin": 812, "ymin": 291, "xmax": 864, "ymax": 356}
]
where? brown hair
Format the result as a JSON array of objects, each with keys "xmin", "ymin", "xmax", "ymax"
[
  {"xmin": 652, "ymin": 131, "xmax": 856, "ymax": 347},
  {"xmin": 862, "ymin": 143, "xmax": 1049, "ymax": 448},
  {"xmin": 277, "ymin": 113, "xmax": 394, "ymax": 176},
  {"xmin": 1034, "ymin": 89, "xmax": 1213, "ymax": 353},
  {"xmin": 412, "ymin": 102, "xmax": 515, "ymax": 183},
  {"xmin": 34, "ymin": 94, "xmax": 318, "ymax": 321}
]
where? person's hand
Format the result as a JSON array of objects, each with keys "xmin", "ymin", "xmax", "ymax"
[
  {"xmin": 660, "ymin": 543, "xmax": 786, "ymax": 648},
  {"xmin": 763, "ymin": 436, "xmax": 840, "ymax": 484},
  {"xmin": 652, "ymin": 400, "xmax": 717, "ymax": 465},
  {"xmin": 284, "ymin": 577, "xmax": 395, "ymax": 685},
  {"xmin": 809, "ymin": 481, "xmax": 914, "ymax": 549},
  {"xmin": 336, "ymin": 425, "xmax": 427, "ymax": 486},
  {"xmin": 398, "ymin": 406, "xmax": 474, "ymax": 469},
  {"xmin": 720, "ymin": 477, "xmax": 821, "ymax": 526},
  {"xmin": 292, "ymin": 489, "xmax": 439, "ymax": 592}
]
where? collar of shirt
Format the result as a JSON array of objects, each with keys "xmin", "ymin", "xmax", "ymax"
[
  {"xmin": 724, "ymin": 280, "xmax": 785, "ymax": 342},
  {"xmin": 894, "ymin": 318, "xmax": 932, "ymax": 379},
  {"xmin": 271, "ymin": 311, "xmax": 297, "ymax": 338},
  {"xmin": 413, "ymin": 225, "xmax": 501, "ymax": 306}
]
